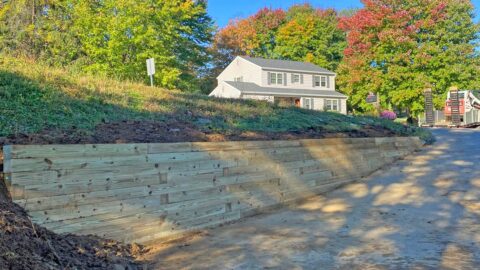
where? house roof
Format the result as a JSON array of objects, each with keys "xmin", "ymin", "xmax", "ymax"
[
  {"xmin": 224, "ymin": 81, "xmax": 348, "ymax": 98},
  {"xmin": 239, "ymin": 56, "xmax": 335, "ymax": 75}
]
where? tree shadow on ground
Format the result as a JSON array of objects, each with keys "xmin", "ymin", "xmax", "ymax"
[{"xmin": 143, "ymin": 129, "xmax": 480, "ymax": 269}]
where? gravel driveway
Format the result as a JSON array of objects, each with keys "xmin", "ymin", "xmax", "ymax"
[{"xmin": 144, "ymin": 128, "xmax": 480, "ymax": 269}]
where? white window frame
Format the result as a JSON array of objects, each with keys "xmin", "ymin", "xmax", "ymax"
[
  {"xmin": 270, "ymin": 73, "xmax": 277, "ymax": 84},
  {"xmin": 303, "ymin": 98, "xmax": 314, "ymax": 110},
  {"xmin": 325, "ymin": 99, "xmax": 339, "ymax": 112},
  {"xmin": 292, "ymin": 74, "xmax": 300, "ymax": 84},
  {"xmin": 314, "ymin": 76, "xmax": 320, "ymax": 87},
  {"xmin": 234, "ymin": 76, "xmax": 243, "ymax": 82},
  {"xmin": 321, "ymin": 76, "xmax": 327, "ymax": 87},
  {"xmin": 270, "ymin": 72, "xmax": 283, "ymax": 85}
]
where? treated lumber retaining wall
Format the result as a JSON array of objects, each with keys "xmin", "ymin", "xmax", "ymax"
[{"xmin": 3, "ymin": 137, "xmax": 423, "ymax": 244}]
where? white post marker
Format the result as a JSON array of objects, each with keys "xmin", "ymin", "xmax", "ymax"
[{"xmin": 146, "ymin": 58, "xmax": 155, "ymax": 87}]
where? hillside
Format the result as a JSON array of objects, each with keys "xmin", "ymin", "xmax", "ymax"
[{"xmin": 0, "ymin": 55, "xmax": 433, "ymax": 145}]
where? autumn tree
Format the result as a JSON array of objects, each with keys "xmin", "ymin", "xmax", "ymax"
[
  {"xmin": 204, "ymin": 8, "xmax": 286, "ymax": 93},
  {"xmin": 213, "ymin": 8, "xmax": 286, "ymax": 66},
  {"xmin": 212, "ymin": 4, "xmax": 345, "ymax": 72},
  {"xmin": 275, "ymin": 5, "xmax": 346, "ymax": 71},
  {"xmin": 338, "ymin": 0, "xmax": 479, "ymax": 115}
]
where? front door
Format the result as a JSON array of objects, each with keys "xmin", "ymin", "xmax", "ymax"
[{"xmin": 295, "ymin": 99, "xmax": 301, "ymax": 107}]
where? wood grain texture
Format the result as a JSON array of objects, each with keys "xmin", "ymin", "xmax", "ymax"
[{"xmin": 3, "ymin": 137, "xmax": 423, "ymax": 244}]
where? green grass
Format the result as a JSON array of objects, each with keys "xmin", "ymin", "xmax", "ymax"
[{"xmin": 0, "ymin": 55, "xmax": 434, "ymax": 143}]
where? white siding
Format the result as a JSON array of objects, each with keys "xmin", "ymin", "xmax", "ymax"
[
  {"xmin": 340, "ymin": 99, "xmax": 347, "ymax": 114},
  {"xmin": 210, "ymin": 56, "xmax": 347, "ymax": 114},
  {"xmin": 217, "ymin": 57, "xmax": 262, "ymax": 85},
  {"xmin": 300, "ymin": 97, "xmax": 324, "ymax": 111},
  {"xmin": 261, "ymin": 70, "xmax": 336, "ymax": 91},
  {"xmin": 313, "ymin": 98, "xmax": 324, "ymax": 111},
  {"xmin": 299, "ymin": 97, "xmax": 347, "ymax": 114},
  {"xmin": 209, "ymin": 82, "xmax": 241, "ymax": 98},
  {"xmin": 242, "ymin": 94, "xmax": 274, "ymax": 103}
]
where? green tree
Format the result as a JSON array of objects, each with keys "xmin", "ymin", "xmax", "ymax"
[
  {"xmin": 338, "ymin": 0, "xmax": 479, "ymax": 115},
  {"xmin": 212, "ymin": 4, "xmax": 346, "ymax": 81},
  {"xmin": 275, "ymin": 6, "xmax": 346, "ymax": 71},
  {"xmin": 72, "ymin": 0, "xmax": 213, "ymax": 89},
  {"xmin": 0, "ymin": 0, "xmax": 214, "ymax": 91},
  {"xmin": 0, "ymin": 0, "xmax": 81, "ymax": 64}
]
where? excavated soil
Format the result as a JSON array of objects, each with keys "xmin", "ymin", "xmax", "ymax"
[
  {"xmin": 0, "ymin": 199, "xmax": 148, "ymax": 270},
  {"xmin": 0, "ymin": 120, "xmax": 398, "ymax": 145}
]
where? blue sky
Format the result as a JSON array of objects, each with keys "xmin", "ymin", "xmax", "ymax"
[{"xmin": 208, "ymin": 0, "xmax": 480, "ymax": 28}]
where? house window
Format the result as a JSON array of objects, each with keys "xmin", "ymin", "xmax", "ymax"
[
  {"xmin": 303, "ymin": 98, "xmax": 314, "ymax": 109},
  {"xmin": 292, "ymin": 74, "xmax": 300, "ymax": 83},
  {"xmin": 325, "ymin": 99, "xmax": 339, "ymax": 112},
  {"xmin": 270, "ymin": 72, "xmax": 283, "ymax": 85},
  {"xmin": 321, "ymin": 76, "xmax": 327, "ymax": 87},
  {"xmin": 234, "ymin": 76, "xmax": 243, "ymax": 82},
  {"xmin": 314, "ymin": 76, "xmax": 327, "ymax": 87}
]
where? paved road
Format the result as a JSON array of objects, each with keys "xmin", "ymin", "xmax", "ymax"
[{"xmin": 144, "ymin": 129, "xmax": 480, "ymax": 269}]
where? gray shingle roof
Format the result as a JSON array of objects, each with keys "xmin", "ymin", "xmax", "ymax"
[
  {"xmin": 240, "ymin": 56, "xmax": 335, "ymax": 75},
  {"xmin": 225, "ymin": 81, "xmax": 347, "ymax": 98}
]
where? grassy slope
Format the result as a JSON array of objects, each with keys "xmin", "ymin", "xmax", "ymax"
[{"xmin": 0, "ymin": 55, "xmax": 433, "ymax": 143}]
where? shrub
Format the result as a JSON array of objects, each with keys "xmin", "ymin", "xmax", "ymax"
[{"xmin": 380, "ymin": 110, "xmax": 397, "ymax": 120}]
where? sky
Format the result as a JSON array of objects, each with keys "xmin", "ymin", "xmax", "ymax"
[{"xmin": 207, "ymin": 0, "xmax": 480, "ymax": 28}]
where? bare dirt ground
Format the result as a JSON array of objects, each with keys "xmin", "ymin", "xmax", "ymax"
[
  {"xmin": 143, "ymin": 128, "xmax": 480, "ymax": 269},
  {"xmin": 0, "ymin": 198, "xmax": 149, "ymax": 269}
]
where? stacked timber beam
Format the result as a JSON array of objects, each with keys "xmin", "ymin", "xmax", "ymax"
[{"xmin": 3, "ymin": 137, "xmax": 423, "ymax": 244}]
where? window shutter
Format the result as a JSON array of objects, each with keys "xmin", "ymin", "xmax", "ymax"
[
  {"xmin": 327, "ymin": 76, "xmax": 330, "ymax": 88},
  {"xmin": 312, "ymin": 76, "xmax": 315, "ymax": 87},
  {"xmin": 311, "ymin": 98, "xmax": 315, "ymax": 110},
  {"xmin": 291, "ymin": 73, "xmax": 294, "ymax": 83},
  {"xmin": 300, "ymin": 74, "xmax": 304, "ymax": 84},
  {"xmin": 267, "ymin": 72, "xmax": 271, "ymax": 85},
  {"xmin": 338, "ymin": 99, "xmax": 341, "ymax": 112},
  {"xmin": 284, "ymin": 73, "xmax": 287, "ymax": 86}
]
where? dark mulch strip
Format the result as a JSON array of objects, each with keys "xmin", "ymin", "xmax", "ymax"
[{"xmin": 0, "ymin": 120, "xmax": 399, "ymax": 145}]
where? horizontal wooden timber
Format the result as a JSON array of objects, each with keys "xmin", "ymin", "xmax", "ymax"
[{"xmin": 3, "ymin": 137, "xmax": 423, "ymax": 244}]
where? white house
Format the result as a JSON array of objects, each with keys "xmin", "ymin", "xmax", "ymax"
[{"xmin": 209, "ymin": 56, "xmax": 348, "ymax": 114}]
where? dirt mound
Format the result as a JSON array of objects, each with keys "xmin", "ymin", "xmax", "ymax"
[
  {"xmin": 0, "ymin": 200, "xmax": 147, "ymax": 269},
  {"xmin": 0, "ymin": 120, "xmax": 398, "ymax": 145}
]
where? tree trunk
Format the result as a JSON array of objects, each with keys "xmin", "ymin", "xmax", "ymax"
[{"xmin": 31, "ymin": 0, "xmax": 36, "ymax": 50}]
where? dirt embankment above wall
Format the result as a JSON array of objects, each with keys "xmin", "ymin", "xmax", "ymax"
[{"xmin": 0, "ymin": 119, "xmax": 412, "ymax": 145}]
